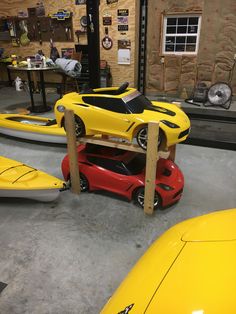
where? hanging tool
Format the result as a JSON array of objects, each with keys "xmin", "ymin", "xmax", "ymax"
[
  {"xmin": 68, "ymin": 26, "xmax": 72, "ymax": 40},
  {"xmin": 89, "ymin": 14, "xmax": 94, "ymax": 33}
]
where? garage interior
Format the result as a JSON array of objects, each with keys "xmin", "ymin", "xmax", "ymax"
[{"xmin": 0, "ymin": 0, "xmax": 236, "ymax": 313}]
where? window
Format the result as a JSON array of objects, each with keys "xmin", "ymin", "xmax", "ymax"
[
  {"xmin": 82, "ymin": 96, "xmax": 128, "ymax": 113},
  {"xmin": 87, "ymin": 156, "xmax": 129, "ymax": 175},
  {"xmin": 126, "ymin": 95, "xmax": 151, "ymax": 113},
  {"xmin": 124, "ymin": 154, "xmax": 146, "ymax": 175},
  {"xmin": 162, "ymin": 15, "xmax": 201, "ymax": 55}
]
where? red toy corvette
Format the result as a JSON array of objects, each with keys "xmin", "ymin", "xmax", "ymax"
[{"xmin": 61, "ymin": 144, "xmax": 184, "ymax": 209}]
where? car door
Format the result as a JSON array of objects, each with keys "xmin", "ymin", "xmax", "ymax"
[
  {"xmin": 87, "ymin": 156, "xmax": 132, "ymax": 197},
  {"xmin": 83, "ymin": 96, "xmax": 133, "ymax": 137}
]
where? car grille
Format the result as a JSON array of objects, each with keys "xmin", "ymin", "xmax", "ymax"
[
  {"xmin": 178, "ymin": 128, "xmax": 190, "ymax": 139},
  {"xmin": 173, "ymin": 188, "xmax": 183, "ymax": 198}
]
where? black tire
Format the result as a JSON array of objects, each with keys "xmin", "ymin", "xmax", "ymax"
[
  {"xmin": 74, "ymin": 116, "xmax": 85, "ymax": 138},
  {"xmin": 63, "ymin": 115, "xmax": 85, "ymax": 138},
  {"xmin": 134, "ymin": 187, "xmax": 162, "ymax": 209},
  {"xmin": 67, "ymin": 173, "xmax": 89, "ymax": 192},
  {"xmin": 136, "ymin": 126, "xmax": 163, "ymax": 150},
  {"xmin": 80, "ymin": 173, "xmax": 89, "ymax": 192}
]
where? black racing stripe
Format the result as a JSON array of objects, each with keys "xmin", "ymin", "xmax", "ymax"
[
  {"xmin": 126, "ymin": 122, "xmax": 135, "ymax": 132},
  {"xmin": 145, "ymin": 105, "xmax": 176, "ymax": 116}
]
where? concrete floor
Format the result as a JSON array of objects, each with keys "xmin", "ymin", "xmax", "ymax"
[{"xmin": 0, "ymin": 87, "xmax": 236, "ymax": 314}]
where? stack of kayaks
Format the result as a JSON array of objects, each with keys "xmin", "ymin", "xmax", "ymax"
[{"xmin": 0, "ymin": 156, "xmax": 66, "ymax": 202}]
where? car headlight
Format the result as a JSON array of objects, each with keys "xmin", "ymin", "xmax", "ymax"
[
  {"xmin": 157, "ymin": 183, "xmax": 174, "ymax": 191},
  {"xmin": 161, "ymin": 120, "xmax": 180, "ymax": 128},
  {"xmin": 57, "ymin": 105, "xmax": 65, "ymax": 112}
]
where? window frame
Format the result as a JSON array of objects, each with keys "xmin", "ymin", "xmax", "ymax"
[{"xmin": 162, "ymin": 14, "xmax": 202, "ymax": 55}]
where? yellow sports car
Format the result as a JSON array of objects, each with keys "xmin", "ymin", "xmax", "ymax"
[
  {"xmin": 54, "ymin": 82, "xmax": 190, "ymax": 150},
  {"xmin": 101, "ymin": 208, "xmax": 236, "ymax": 313}
]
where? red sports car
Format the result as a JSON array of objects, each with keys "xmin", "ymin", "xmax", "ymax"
[{"xmin": 61, "ymin": 144, "xmax": 184, "ymax": 209}]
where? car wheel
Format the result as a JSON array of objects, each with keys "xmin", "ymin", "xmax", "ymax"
[
  {"xmin": 134, "ymin": 187, "xmax": 161, "ymax": 209},
  {"xmin": 62, "ymin": 115, "xmax": 85, "ymax": 138},
  {"xmin": 80, "ymin": 173, "xmax": 89, "ymax": 192},
  {"xmin": 136, "ymin": 127, "xmax": 163, "ymax": 150},
  {"xmin": 68, "ymin": 173, "xmax": 89, "ymax": 192},
  {"xmin": 74, "ymin": 116, "xmax": 85, "ymax": 138}
]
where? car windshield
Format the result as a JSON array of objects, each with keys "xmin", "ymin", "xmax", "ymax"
[
  {"xmin": 124, "ymin": 154, "xmax": 146, "ymax": 175},
  {"xmin": 126, "ymin": 95, "xmax": 153, "ymax": 113}
]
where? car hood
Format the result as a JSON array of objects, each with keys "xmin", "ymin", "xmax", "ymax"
[
  {"xmin": 140, "ymin": 101, "xmax": 189, "ymax": 125},
  {"xmin": 101, "ymin": 209, "xmax": 236, "ymax": 314},
  {"xmin": 146, "ymin": 239, "xmax": 236, "ymax": 314}
]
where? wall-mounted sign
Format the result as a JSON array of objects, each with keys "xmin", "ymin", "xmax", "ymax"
[
  {"xmin": 51, "ymin": 10, "xmax": 71, "ymax": 20},
  {"xmin": 103, "ymin": 16, "xmax": 112, "ymax": 25},
  {"xmin": 107, "ymin": 0, "xmax": 118, "ymax": 4},
  {"xmin": 118, "ymin": 39, "xmax": 131, "ymax": 65},
  {"xmin": 118, "ymin": 25, "xmax": 128, "ymax": 32},
  {"xmin": 117, "ymin": 16, "xmax": 128, "ymax": 24},
  {"xmin": 117, "ymin": 9, "xmax": 129, "ymax": 16}
]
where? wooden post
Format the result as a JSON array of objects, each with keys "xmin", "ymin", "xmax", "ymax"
[
  {"xmin": 144, "ymin": 122, "xmax": 159, "ymax": 215},
  {"xmin": 168, "ymin": 145, "xmax": 176, "ymax": 162},
  {"xmin": 64, "ymin": 109, "xmax": 81, "ymax": 195}
]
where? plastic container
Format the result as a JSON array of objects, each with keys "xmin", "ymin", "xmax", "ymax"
[
  {"xmin": 27, "ymin": 58, "xmax": 31, "ymax": 68},
  {"xmin": 11, "ymin": 54, "xmax": 17, "ymax": 67},
  {"xmin": 42, "ymin": 56, "xmax": 46, "ymax": 68},
  {"xmin": 15, "ymin": 77, "xmax": 23, "ymax": 91}
]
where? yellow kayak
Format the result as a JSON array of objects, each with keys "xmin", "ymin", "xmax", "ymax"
[
  {"xmin": 0, "ymin": 156, "xmax": 65, "ymax": 201},
  {"xmin": 0, "ymin": 114, "xmax": 66, "ymax": 143}
]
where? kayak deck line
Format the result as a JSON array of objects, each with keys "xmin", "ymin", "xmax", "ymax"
[{"xmin": 12, "ymin": 169, "xmax": 37, "ymax": 184}]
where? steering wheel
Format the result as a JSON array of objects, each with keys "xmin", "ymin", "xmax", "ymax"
[{"xmin": 115, "ymin": 82, "xmax": 129, "ymax": 94}]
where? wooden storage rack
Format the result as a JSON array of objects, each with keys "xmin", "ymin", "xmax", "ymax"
[{"xmin": 64, "ymin": 109, "xmax": 176, "ymax": 215}]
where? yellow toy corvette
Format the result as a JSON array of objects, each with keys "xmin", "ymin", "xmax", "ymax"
[
  {"xmin": 101, "ymin": 208, "xmax": 236, "ymax": 313},
  {"xmin": 54, "ymin": 82, "xmax": 190, "ymax": 149}
]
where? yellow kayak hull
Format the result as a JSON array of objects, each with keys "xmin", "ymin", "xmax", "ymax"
[
  {"xmin": 0, "ymin": 114, "xmax": 66, "ymax": 143},
  {"xmin": 0, "ymin": 156, "xmax": 65, "ymax": 202}
]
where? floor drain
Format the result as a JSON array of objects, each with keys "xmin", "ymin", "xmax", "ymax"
[{"xmin": 0, "ymin": 282, "xmax": 7, "ymax": 294}]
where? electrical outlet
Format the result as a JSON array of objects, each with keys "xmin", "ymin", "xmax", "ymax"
[{"xmin": 160, "ymin": 57, "xmax": 165, "ymax": 64}]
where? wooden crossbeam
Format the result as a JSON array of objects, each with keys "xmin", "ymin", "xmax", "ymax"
[{"xmin": 77, "ymin": 136, "xmax": 170, "ymax": 159}]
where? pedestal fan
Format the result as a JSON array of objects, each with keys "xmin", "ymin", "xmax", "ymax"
[
  {"xmin": 205, "ymin": 82, "xmax": 232, "ymax": 109},
  {"xmin": 185, "ymin": 81, "xmax": 232, "ymax": 110}
]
